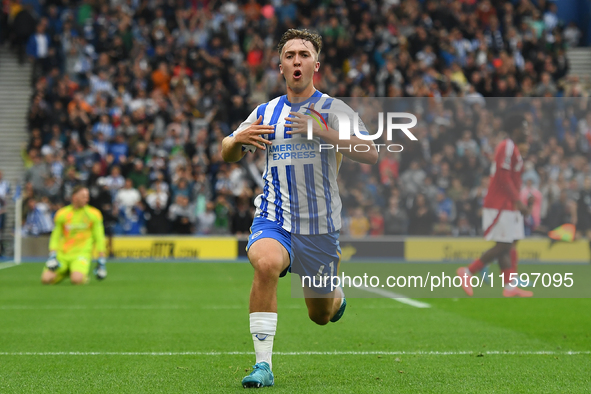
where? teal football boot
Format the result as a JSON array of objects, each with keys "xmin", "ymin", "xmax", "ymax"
[{"xmin": 242, "ymin": 362, "xmax": 274, "ymax": 388}]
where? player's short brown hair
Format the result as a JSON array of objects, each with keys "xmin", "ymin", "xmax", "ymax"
[
  {"xmin": 277, "ymin": 29, "xmax": 323, "ymax": 59},
  {"xmin": 72, "ymin": 184, "xmax": 87, "ymax": 196}
]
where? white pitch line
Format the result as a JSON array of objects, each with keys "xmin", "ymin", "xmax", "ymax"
[
  {"xmin": 0, "ymin": 304, "xmax": 404, "ymax": 311},
  {"xmin": 0, "ymin": 351, "xmax": 588, "ymax": 356},
  {"xmin": 0, "ymin": 262, "xmax": 19, "ymax": 271},
  {"xmin": 358, "ymin": 286, "xmax": 431, "ymax": 308},
  {"xmin": 0, "ymin": 305, "xmax": 292, "ymax": 310},
  {"xmin": 0, "ymin": 305, "xmax": 192, "ymax": 310}
]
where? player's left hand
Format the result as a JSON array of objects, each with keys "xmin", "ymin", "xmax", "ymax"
[
  {"xmin": 94, "ymin": 257, "xmax": 107, "ymax": 280},
  {"xmin": 285, "ymin": 102, "xmax": 323, "ymax": 137},
  {"xmin": 45, "ymin": 251, "xmax": 60, "ymax": 272}
]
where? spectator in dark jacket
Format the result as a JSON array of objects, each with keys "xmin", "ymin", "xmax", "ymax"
[
  {"xmin": 408, "ymin": 193, "xmax": 438, "ymax": 235},
  {"xmin": 384, "ymin": 196, "xmax": 409, "ymax": 235},
  {"xmin": 10, "ymin": 6, "xmax": 36, "ymax": 64},
  {"xmin": 231, "ymin": 199, "xmax": 253, "ymax": 235},
  {"xmin": 141, "ymin": 189, "xmax": 171, "ymax": 235}
]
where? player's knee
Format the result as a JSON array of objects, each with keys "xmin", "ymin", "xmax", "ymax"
[
  {"xmin": 41, "ymin": 272, "xmax": 55, "ymax": 285},
  {"xmin": 70, "ymin": 272, "xmax": 86, "ymax": 285},
  {"xmin": 308, "ymin": 310, "xmax": 331, "ymax": 326},
  {"xmin": 252, "ymin": 256, "xmax": 284, "ymax": 278}
]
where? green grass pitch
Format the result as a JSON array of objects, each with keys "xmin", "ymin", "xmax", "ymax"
[{"xmin": 0, "ymin": 262, "xmax": 590, "ymax": 393}]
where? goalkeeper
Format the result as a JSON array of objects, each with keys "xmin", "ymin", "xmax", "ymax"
[{"xmin": 41, "ymin": 185, "xmax": 107, "ymax": 285}]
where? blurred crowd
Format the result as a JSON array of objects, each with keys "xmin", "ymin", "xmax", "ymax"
[
  {"xmin": 339, "ymin": 97, "xmax": 591, "ymax": 239},
  {"xmin": 1, "ymin": 0, "xmax": 591, "ymax": 239}
]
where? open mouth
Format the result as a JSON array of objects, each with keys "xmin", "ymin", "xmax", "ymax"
[{"xmin": 293, "ymin": 70, "xmax": 302, "ymax": 79}]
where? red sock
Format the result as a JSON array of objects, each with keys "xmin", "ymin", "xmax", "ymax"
[
  {"xmin": 510, "ymin": 247, "xmax": 518, "ymax": 270},
  {"xmin": 501, "ymin": 267, "xmax": 516, "ymax": 285},
  {"xmin": 468, "ymin": 258, "xmax": 485, "ymax": 274}
]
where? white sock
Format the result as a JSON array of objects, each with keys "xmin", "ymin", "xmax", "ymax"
[{"xmin": 250, "ymin": 312, "xmax": 277, "ymax": 370}]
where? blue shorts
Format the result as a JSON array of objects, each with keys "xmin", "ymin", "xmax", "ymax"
[{"xmin": 246, "ymin": 217, "xmax": 341, "ymax": 294}]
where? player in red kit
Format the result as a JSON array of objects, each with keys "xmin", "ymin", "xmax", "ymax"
[{"xmin": 457, "ymin": 113, "xmax": 533, "ymax": 297}]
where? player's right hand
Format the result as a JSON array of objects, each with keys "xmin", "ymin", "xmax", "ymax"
[
  {"xmin": 45, "ymin": 252, "xmax": 60, "ymax": 272},
  {"xmin": 233, "ymin": 115, "xmax": 274, "ymax": 150}
]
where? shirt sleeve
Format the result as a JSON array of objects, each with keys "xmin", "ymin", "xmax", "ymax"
[
  {"xmin": 48, "ymin": 210, "xmax": 64, "ymax": 252},
  {"xmin": 498, "ymin": 140, "xmax": 514, "ymax": 170},
  {"xmin": 91, "ymin": 209, "xmax": 106, "ymax": 254}
]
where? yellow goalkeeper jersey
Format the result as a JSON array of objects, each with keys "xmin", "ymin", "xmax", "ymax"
[{"xmin": 49, "ymin": 205, "xmax": 106, "ymax": 258}]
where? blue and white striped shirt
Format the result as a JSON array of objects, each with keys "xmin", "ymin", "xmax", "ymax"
[
  {"xmin": 93, "ymin": 122, "xmax": 115, "ymax": 140},
  {"xmin": 0, "ymin": 180, "xmax": 9, "ymax": 211},
  {"xmin": 50, "ymin": 162, "xmax": 64, "ymax": 179},
  {"xmin": 90, "ymin": 75, "xmax": 115, "ymax": 97},
  {"xmin": 232, "ymin": 90, "xmax": 367, "ymax": 235},
  {"xmin": 0, "ymin": 180, "xmax": 10, "ymax": 201},
  {"xmin": 23, "ymin": 203, "xmax": 54, "ymax": 236}
]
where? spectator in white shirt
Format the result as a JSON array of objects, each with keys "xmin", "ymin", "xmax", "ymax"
[
  {"xmin": 26, "ymin": 18, "xmax": 49, "ymax": 80},
  {"xmin": 564, "ymin": 22, "xmax": 582, "ymax": 48},
  {"xmin": 146, "ymin": 183, "xmax": 169, "ymax": 210},
  {"xmin": 543, "ymin": 3, "xmax": 559, "ymax": 32},
  {"xmin": 115, "ymin": 178, "xmax": 141, "ymax": 215}
]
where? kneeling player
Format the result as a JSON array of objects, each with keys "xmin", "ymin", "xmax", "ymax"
[{"xmin": 41, "ymin": 185, "xmax": 107, "ymax": 285}]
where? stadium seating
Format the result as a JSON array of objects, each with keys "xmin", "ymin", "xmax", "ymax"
[{"xmin": 1, "ymin": 0, "xmax": 589, "ymax": 238}]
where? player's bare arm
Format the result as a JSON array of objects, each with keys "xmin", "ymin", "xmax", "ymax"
[
  {"xmin": 221, "ymin": 115, "xmax": 274, "ymax": 162},
  {"xmin": 284, "ymin": 105, "xmax": 379, "ymax": 165}
]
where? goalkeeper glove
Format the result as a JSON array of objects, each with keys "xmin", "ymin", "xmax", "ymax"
[
  {"xmin": 94, "ymin": 257, "xmax": 107, "ymax": 280},
  {"xmin": 45, "ymin": 251, "xmax": 60, "ymax": 271}
]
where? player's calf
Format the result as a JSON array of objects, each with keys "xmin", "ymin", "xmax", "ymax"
[
  {"xmin": 248, "ymin": 238, "xmax": 290, "ymax": 292},
  {"xmin": 304, "ymin": 288, "xmax": 343, "ymax": 325},
  {"xmin": 249, "ymin": 253, "xmax": 285, "ymax": 310},
  {"xmin": 307, "ymin": 304, "xmax": 332, "ymax": 325}
]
